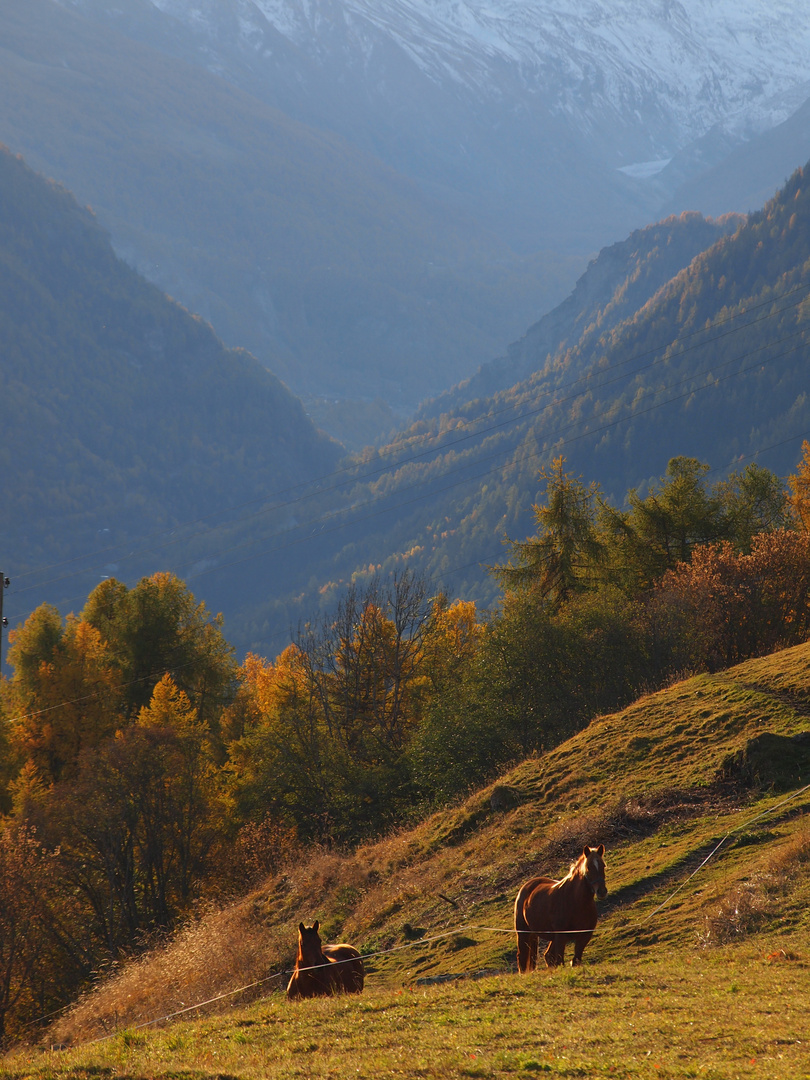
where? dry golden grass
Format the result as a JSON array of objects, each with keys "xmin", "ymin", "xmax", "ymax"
[
  {"xmin": 700, "ymin": 831, "xmax": 810, "ymax": 945},
  {"xmin": 51, "ymin": 898, "xmax": 286, "ymax": 1043}
]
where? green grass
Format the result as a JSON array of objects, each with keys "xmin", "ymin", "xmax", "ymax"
[{"xmin": 4, "ymin": 949, "xmax": 809, "ymax": 1079}]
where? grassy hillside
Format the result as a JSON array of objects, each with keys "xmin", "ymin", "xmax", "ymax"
[{"xmin": 9, "ymin": 639, "xmax": 808, "ymax": 1076}]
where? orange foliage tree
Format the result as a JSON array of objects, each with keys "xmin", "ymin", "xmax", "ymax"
[
  {"xmin": 787, "ymin": 439, "xmax": 810, "ymax": 530},
  {"xmin": 223, "ymin": 575, "xmax": 484, "ymax": 841},
  {"xmin": 650, "ymin": 529, "xmax": 810, "ymax": 671}
]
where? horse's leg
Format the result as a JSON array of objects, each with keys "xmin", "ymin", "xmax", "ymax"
[
  {"xmin": 517, "ymin": 931, "xmax": 536, "ymax": 973},
  {"xmin": 517, "ymin": 931, "xmax": 528, "ymax": 973},
  {"xmin": 571, "ymin": 931, "xmax": 592, "ymax": 967},
  {"xmin": 543, "ymin": 936, "xmax": 564, "ymax": 967},
  {"xmin": 520, "ymin": 928, "xmax": 533, "ymax": 972}
]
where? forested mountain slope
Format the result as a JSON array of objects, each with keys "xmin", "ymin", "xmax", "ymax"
[
  {"xmin": 224, "ymin": 164, "xmax": 810, "ymax": 652},
  {"xmin": 0, "ymin": 146, "xmax": 339, "ymax": 586},
  {"xmin": 421, "ymin": 211, "xmax": 742, "ymax": 417}
]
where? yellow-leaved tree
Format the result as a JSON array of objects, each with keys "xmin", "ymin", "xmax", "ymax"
[{"xmin": 788, "ymin": 439, "xmax": 810, "ymax": 530}]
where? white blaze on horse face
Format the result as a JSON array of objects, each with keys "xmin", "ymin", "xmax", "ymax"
[{"xmin": 586, "ymin": 849, "xmax": 608, "ymax": 898}]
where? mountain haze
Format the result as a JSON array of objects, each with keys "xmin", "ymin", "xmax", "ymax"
[
  {"xmin": 55, "ymin": 0, "xmax": 810, "ymax": 252},
  {"xmin": 9, "ymin": 160, "xmax": 810, "ymax": 658},
  {"xmin": 0, "ymin": 145, "xmax": 339, "ymax": 609},
  {"xmin": 226, "ymin": 164, "xmax": 810, "ymax": 653},
  {"xmin": 0, "ymin": 0, "xmax": 574, "ymax": 416},
  {"xmin": 663, "ymin": 94, "xmax": 810, "ymax": 220}
]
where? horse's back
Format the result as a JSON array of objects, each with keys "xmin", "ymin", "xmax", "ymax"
[
  {"xmin": 515, "ymin": 877, "xmax": 555, "ymax": 931},
  {"xmin": 323, "ymin": 943, "xmax": 364, "ymax": 993}
]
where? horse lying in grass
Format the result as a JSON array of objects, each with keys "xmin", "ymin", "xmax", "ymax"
[
  {"xmin": 286, "ymin": 920, "xmax": 365, "ymax": 999},
  {"xmin": 514, "ymin": 844, "xmax": 608, "ymax": 971}
]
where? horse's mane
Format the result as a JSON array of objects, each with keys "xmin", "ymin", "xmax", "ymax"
[{"xmin": 564, "ymin": 851, "xmax": 589, "ymax": 881}]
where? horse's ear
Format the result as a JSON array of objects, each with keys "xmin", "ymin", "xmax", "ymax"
[
  {"xmin": 299, "ymin": 922, "xmax": 305, "ymax": 934},
  {"xmin": 313, "ymin": 919, "xmax": 319, "ymax": 933},
  {"xmin": 596, "ymin": 844, "xmax": 604, "ymax": 856},
  {"xmin": 582, "ymin": 845, "xmax": 591, "ymax": 856}
]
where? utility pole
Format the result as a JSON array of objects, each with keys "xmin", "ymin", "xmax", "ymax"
[{"xmin": 0, "ymin": 572, "xmax": 8, "ymax": 672}]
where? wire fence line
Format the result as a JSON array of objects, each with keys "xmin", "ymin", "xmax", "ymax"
[{"xmin": 50, "ymin": 780, "xmax": 807, "ymax": 1049}]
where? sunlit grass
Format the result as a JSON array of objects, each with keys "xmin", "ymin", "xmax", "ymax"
[{"xmin": 4, "ymin": 947, "xmax": 809, "ymax": 1079}]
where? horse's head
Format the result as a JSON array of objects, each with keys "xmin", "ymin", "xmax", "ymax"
[
  {"xmin": 582, "ymin": 844, "xmax": 608, "ymax": 900},
  {"xmin": 297, "ymin": 920, "xmax": 324, "ymax": 963}
]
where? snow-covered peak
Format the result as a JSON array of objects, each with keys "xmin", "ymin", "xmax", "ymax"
[{"xmin": 148, "ymin": 0, "xmax": 810, "ymax": 149}]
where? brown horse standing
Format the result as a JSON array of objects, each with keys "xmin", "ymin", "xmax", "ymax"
[
  {"xmin": 514, "ymin": 844, "xmax": 607, "ymax": 971},
  {"xmin": 286, "ymin": 920, "xmax": 364, "ymax": 999}
]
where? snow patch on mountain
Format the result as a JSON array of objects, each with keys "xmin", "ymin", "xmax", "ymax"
[
  {"xmin": 147, "ymin": 0, "xmax": 810, "ymax": 152},
  {"xmin": 619, "ymin": 159, "xmax": 672, "ymax": 179}
]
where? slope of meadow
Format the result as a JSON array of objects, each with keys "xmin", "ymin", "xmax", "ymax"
[{"xmin": 5, "ymin": 642, "xmax": 810, "ymax": 1078}]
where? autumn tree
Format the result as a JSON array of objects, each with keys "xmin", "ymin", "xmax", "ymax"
[
  {"xmin": 81, "ymin": 573, "xmax": 236, "ymax": 739},
  {"xmin": 649, "ymin": 529, "xmax": 810, "ymax": 671},
  {"xmin": 224, "ymin": 574, "xmax": 480, "ymax": 841},
  {"xmin": 7, "ymin": 615, "xmax": 120, "ymax": 784},
  {"xmin": 609, "ymin": 457, "xmax": 727, "ymax": 589},
  {"xmin": 0, "ymin": 821, "xmax": 55, "ymax": 1046},
  {"xmin": 716, "ymin": 462, "xmax": 788, "ymax": 552},
  {"xmin": 787, "ymin": 439, "xmax": 810, "ymax": 529},
  {"xmin": 296, "ymin": 574, "xmax": 433, "ymax": 764},
  {"xmin": 225, "ymin": 644, "xmax": 339, "ymax": 841}
]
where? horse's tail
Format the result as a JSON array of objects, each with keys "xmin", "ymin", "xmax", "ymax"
[{"xmin": 514, "ymin": 879, "xmax": 541, "ymax": 974}]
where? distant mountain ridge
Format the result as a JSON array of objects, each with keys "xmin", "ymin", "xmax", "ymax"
[
  {"xmin": 0, "ymin": 0, "xmax": 570, "ymax": 416},
  {"xmin": 663, "ymin": 95, "xmax": 810, "ymax": 219},
  {"xmin": 420, "ymin": 211, "xmax": 744, "ymax": 418},
  {"xmin": 0, "ymin": 144, "xmax": 339, "ymax": 597},
  {"xmin": 55, "ymin": 0, "xmax": 810, "ymax": 252},
  {"xmin": 146, "ymin": 0, "xmax": 810, "ymax": 145}
]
